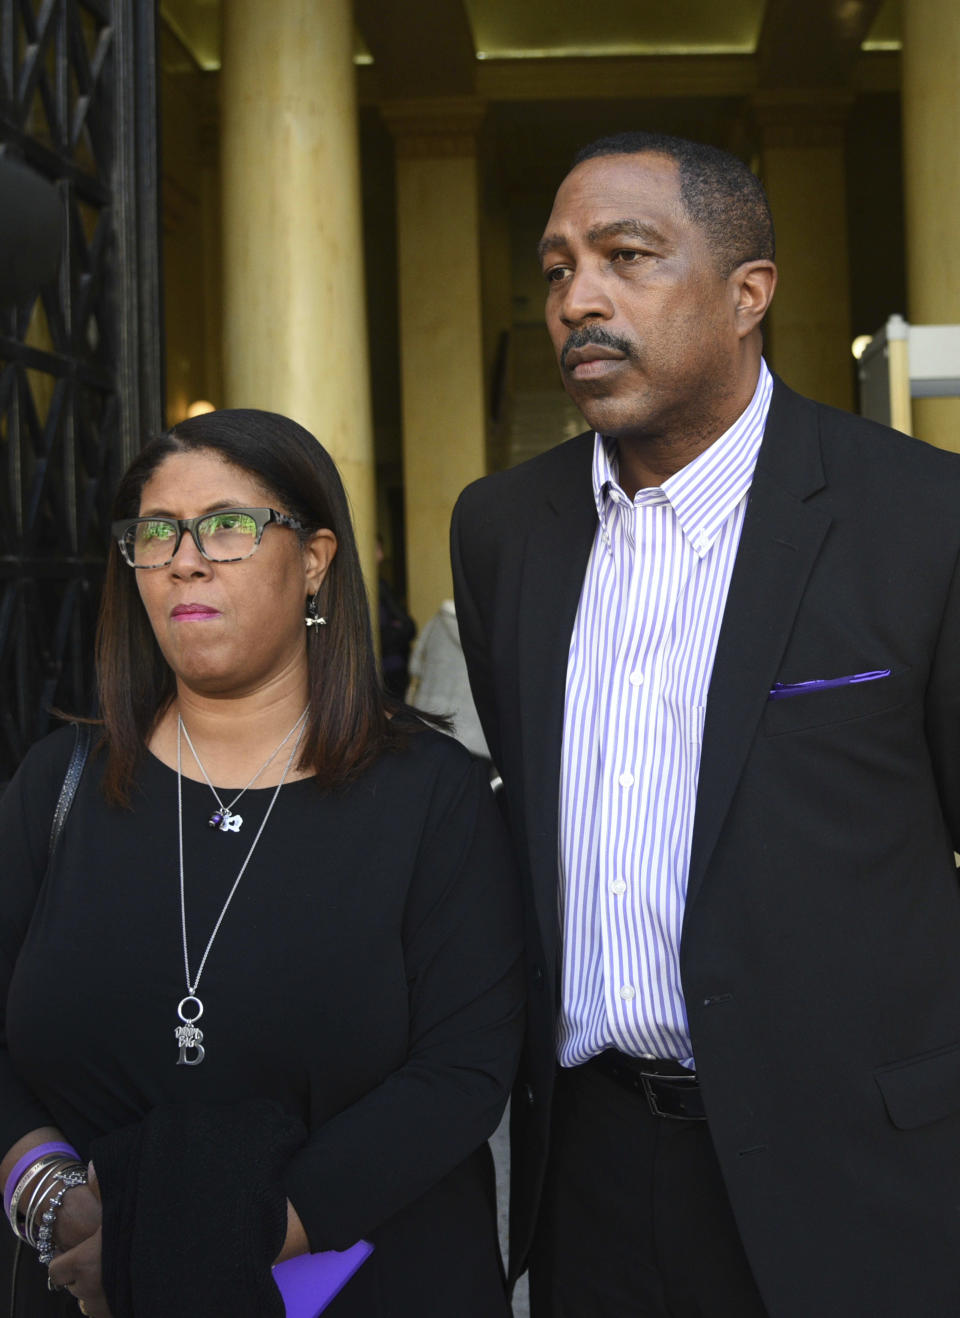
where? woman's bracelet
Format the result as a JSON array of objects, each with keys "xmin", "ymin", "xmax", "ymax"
[
  {"xmin": 21, "ymin": 1163, "xmax": 69, "ymax": 1244},
  {"xmin": 3, "ymin": 1142, "xmax": 78, "ymax": 1219},
  {"xmin": 36, "ymin": 1166, "xmax": 87, "ymax": 1264},
  {"xmin": 6, "ymin": 1154, "xmax": 72, "ymax": 1238},
  {"xmin": 6, "ymin": 1152, "xmax": 86, "ymax": 1250},
  {"xmin": 23, "ymin": 1165, "xmax": 85, "ymax": 1254}
]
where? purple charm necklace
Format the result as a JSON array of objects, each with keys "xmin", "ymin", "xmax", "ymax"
[
  {"xmin": 178, "ymin": 707, "xmax": 308, "ymax": 832},
  {"xmin": 174, "ymin": 709, "xmax": 309, "ymax": 1065}
]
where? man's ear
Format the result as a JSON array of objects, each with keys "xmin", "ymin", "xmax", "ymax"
[
  {"xmin": 304, "ymin": 529, "xmax": 337, "ymax": 597},
  {"xmin": 731, "ymin": 260, "xmax": 777, "ymax": 337}
]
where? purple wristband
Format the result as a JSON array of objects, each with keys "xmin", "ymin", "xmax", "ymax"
[{"xmin": 4, "ymin": 1142, "xmax": 79, "ymax": 1219}]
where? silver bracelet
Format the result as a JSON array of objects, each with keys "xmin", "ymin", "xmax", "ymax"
[
  {"xmin": 36, "ymin": 1167, "xmax": 87, "ymax": 1265},
  {"xmin": 21, "ymin": 1165, "xmax": 67, "ymax": 1245},
  {"xmin": 7, "ymin": 1155, "xmax": 68, "ymax": 1239}
]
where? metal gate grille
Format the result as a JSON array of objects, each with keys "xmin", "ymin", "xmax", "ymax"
[{"xmin": 0, "ymin": 0, "xmax": 162, "ymax": 780}]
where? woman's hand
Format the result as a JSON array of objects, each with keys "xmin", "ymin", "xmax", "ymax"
[
  {"xmin": 55, "ymin": 1163, "xmax": 102, "ymax": 1252},
  {"xmin": 47, "ymin": 1226, "xmax": 112, "ymax": 1317},
  {"xmin": 274, "ymin": 1197, "xmax": 309, "ymax": 1263},
  {"xmin": 47, "ymin": 1165, "xmax": 111, "ymax": 1317}
]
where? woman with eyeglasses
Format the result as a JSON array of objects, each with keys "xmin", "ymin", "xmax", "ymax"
[{"xmin": 0, "ymin": 410, "xmax": 523, "ymax": 1318}]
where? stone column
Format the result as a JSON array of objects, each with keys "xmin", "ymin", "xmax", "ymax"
[
  {"xmin": 220, "ymin": 0, "xmax": 377, "ymax": 589},
  {"xmin": 756, "ymin": 93, "xmax": 854, "ymax": 411},
  {"xmin": 384, "ymin": 99, "xmax": 487, "ymax": 632},
  {"xmin": 902, "ymin": 0, "xmax": 960, "ymax": 452}
]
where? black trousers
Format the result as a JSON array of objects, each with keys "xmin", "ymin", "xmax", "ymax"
[{"xmin": 527, "ymin": 1060, "xmax": 769, "ymax": 1318}]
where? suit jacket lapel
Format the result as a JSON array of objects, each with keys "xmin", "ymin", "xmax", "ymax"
[
  {"xmin": 686, "ymin": 380, "xmax": 832, "ymax": 914},
  {"xmin": 516, "ymin": 436, "xmax": 597, "ymax": 973}
]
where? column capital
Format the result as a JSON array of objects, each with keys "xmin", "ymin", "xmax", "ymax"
[
  {"xmin": 382, "ymin": 97, "xmax": 487, "ymax": 159},
  {"xmin": 752, "ymin": 89, "xmax": 853, "ymax": 149}
]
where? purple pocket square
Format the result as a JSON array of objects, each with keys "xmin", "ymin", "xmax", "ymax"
[
  {"xmin": 768, "ymin": 669, "xmax": 891, "ymax": 700},
  {"xmin": 273, "ymin": 1241, "xmax": 374, "ymax": 1317}
]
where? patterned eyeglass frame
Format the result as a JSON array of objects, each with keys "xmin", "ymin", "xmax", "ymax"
[{"xmin": 111, "ymin": 507, "xmax": 310, "ymax": 568}]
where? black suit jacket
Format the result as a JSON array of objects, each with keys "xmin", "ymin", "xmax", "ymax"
[{"xmin": 452, "ymin": 377, "xmax": 960, "ymax": 1317}]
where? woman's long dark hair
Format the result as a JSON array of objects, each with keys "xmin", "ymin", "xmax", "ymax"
[{"xmin": 97, "ymin": 409, "xmax": 405, "ymax": 806}]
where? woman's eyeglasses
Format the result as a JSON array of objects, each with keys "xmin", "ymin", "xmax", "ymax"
[{"xmin": 112, "ymin": 507, "xmax": 309, "ymax": 569}]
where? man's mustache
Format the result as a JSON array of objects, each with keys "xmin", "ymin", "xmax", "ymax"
[{"xmin": 560, "ymin": 326, "xmax": 636, "ymax": 372}]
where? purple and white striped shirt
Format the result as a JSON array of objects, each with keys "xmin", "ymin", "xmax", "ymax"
[{"xmin": 557, "ymin": 361, "xmax": 773, "ymax": 1069}]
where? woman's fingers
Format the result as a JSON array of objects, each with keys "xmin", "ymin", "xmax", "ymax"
[
  {"xmin": 46, "ymin": 1225, "xmax": 111, "ymax": 1314},
  {"xmin": 77, "ymin": 1299, "xmax": 112, "ymax": 1318},
  {"xmin": 75, "ymin": 1298, "xmax": 112, "ymax": 1318},
  {"xmin": 55, "ymin": 1182, "xmax": 102, "ymax": 1252}
]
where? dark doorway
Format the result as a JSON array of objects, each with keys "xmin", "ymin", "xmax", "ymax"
[{"xmin": 0, "ymin": 0, "xmax": 163, "ymax": 781}]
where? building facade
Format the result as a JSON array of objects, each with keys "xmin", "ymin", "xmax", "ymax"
[{"xmin": 3, "ymin": 0, "xmax": 959, "ymax": 775}]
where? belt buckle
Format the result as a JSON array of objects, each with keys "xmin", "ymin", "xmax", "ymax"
[{"xmin": 640, "ymin": 1071, "xmax": 699, "ymax": 1121}]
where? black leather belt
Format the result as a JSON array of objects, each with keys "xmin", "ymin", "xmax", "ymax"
[{"xmin": 588, "ymin": 1050, "xmax": 706, "ymax": 1121}]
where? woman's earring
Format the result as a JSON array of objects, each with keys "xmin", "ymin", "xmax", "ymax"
[{"xmin": 305, "ymin": 593, "xmax": 327, "ymax": 628}]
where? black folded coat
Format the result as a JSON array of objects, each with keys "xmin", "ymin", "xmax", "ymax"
[{"xmin": 92, "ymin": 1099, "xmax": 305, "ymax": 1318}]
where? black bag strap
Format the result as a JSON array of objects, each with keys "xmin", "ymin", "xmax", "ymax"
[
  {"xmin": 47, "ymin": 722, "xmax": 92, "ymax": 868},
  {"xmin": 8, "ymin": 722, "xmax": 93, "ymax": 1316}
]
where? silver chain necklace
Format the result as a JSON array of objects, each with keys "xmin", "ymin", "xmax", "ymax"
[
  {"xmin": 178, "ymin": 708, "xmax": 308, "ymax": 833},
  {"xmin": 174, "ymin": 711, "xmax": 309, "ymax": 1066}
]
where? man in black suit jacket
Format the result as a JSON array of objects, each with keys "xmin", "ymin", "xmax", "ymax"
[{"xmin": 452, "ymin": 132, "xmax": 960, "ymax": 1317}]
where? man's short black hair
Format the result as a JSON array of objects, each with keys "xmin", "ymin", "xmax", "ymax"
[{"xmin": 572, "ymin": 132, "xmax": 775, "ymax": 276}]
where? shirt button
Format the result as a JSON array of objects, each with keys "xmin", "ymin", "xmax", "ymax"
[
  {"xmin": 618, "ymin": 771, "xmax": 634, "ymax": 787},
  {"xmin": 619, "ymin": 985, "xmax": 636, "ymax": 1001},
  {"xmin": 610, "ymin": 879, "xmax": 627, "ymax": 895},
  {"xmin": 629, "ymin": 670, "xmax": 644, "ymax": 686}
]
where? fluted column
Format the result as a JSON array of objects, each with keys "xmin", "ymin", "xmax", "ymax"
[
  {"xmin": 384, "ymin": 99, "xmax": 487, "ymax": 631},
  {"xmin": 220, "ymin": 0, "xmax": 376, "ymax": 588},
  {"xmin": 902, "ymin": 0, "xmax": 960, "ymax": 452},
  {"xmin": 756, "ymin": 93, "xmax": 853, "ymax": 411}
]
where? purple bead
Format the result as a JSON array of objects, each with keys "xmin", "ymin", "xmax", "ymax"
[{"xmin": 208, "ymin": 811, "xmax": 223, "ymax": 829}]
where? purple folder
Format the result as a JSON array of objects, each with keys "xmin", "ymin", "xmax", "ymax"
[{"xmin": 273, "ymin": 1241, "xmax": 374, "ymax": 1318}]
